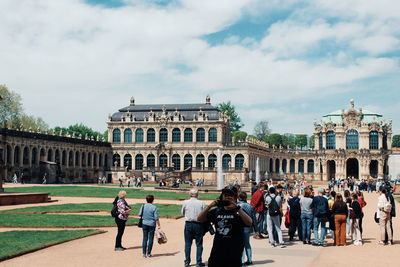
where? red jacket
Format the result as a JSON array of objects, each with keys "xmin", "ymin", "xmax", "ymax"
[{"xmin": 250, "ymin": 189, "xmax": 265, "ymax": 213}]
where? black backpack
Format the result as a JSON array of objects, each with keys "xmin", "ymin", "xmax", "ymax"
[
  {"xmin": 268, "ymin": 196, "xmax": 280, "ymax": 216},
  {"xmin": 111, "ymin": 197, "xmax": 119, "ymax": 218}
]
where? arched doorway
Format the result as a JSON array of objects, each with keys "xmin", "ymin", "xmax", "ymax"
[
  {"xmin": 346, "ymin": 158, "xmax": 359, "ymax": 178},
  {"xmin": 327, "ymin": 160, "xmax": 336, "ymax": 180},
  {"xmin": 369, "ymin": 160, "xmax": 378, "ymax": 178}
]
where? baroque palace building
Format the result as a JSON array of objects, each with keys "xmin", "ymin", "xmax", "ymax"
[{"xmin": 108, "ymin": 97, "xmax": 392, "ymax": 184}]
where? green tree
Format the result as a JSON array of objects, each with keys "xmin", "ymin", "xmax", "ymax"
[
  {"xmin": 266, "ymin": 133, "xmax": 283, "ymax": 147},
  {"xmin": 217, "ymin": 101, "xmax": 244, "ymax": 131},
  {"xmin": 295, "ymin": 134, "xmax": 308, "ymax": 149},
  {"xmin": 253, "ymin": 120, "xmax": 271, "ymax": 140},
  {"xmin": 54, "ymin": 124, "xmax": 106, "ymax": 140},
  {"xmin": 282, "ymin": 133, "xmax": 296, "ymax": 148},
  {"xmin": 393, "ymin": 135, "xmax": 400, "ymax": 147},
  {"xmin": 232, "ymin": 130, "xmax": 247, "ymax": 142},
  {"xmin": 0, "ymin": 85, "xmax": 23, "ymax": 125},
  {"xmin": 8, "ymin": 114, "xmax": 49, "ymax": 132},
  {"xmin": 309, "ymin": 135, "xmax": 315, "ymax": 148}
]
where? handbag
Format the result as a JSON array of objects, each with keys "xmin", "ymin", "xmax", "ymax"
[
  {"xmin": 138, "ymin": 204, "xmax": 144, "ymax": 228},
  {"xmin": 156, "ymin": 228, "xmax": 168, "ymax": 244},
  {"xmin": 374, "ymin": 212, "xmax": 379, "ymax": 224},
  {"xmin": 284, "ymin": 209, "xmax": 291, "ymax": 229}
]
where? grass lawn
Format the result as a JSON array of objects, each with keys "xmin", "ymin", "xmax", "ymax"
[
  {"xmin": 5, "ymin": 186, "xmax": 219, "ymax": 200},
  {"xmin": 0, "ymin": 214, "xmax": 139, "ymax": 227},
  {"xmin": 0, "ymin": 230, "xmax": 104, "ymax": 261},
  {"xmin": 0, "ymin": 203, "xmax": 183, "ymax": 218}
]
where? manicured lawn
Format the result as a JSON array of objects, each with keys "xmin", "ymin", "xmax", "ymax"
[
  {"xmin": 0, "ymin": 214, "xmax": 139, "ymax": 227},
  {"xmin": 0, "ymin": 203, "xmax": 183, "ymax": 218},
  {"xmin": 5, "ymin": 186, "xmax": 219, "ymax": 200},
  {"xmin": 0, "ymin": 230, "xmax": 104, "ymax": 261}
]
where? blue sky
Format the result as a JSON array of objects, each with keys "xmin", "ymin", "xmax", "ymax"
[{"xmin": 0, "ymin": 0, "xmax": 399, "ymax": 135}]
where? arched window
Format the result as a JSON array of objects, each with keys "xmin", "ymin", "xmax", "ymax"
[
  {"xmin": 14, "ymin": 146, "xmax": 20, "ymax": 165},
  {"xmin": 196, "ymin": 154, "xmax": 205, "ymax": 168},
  {"xmin": 159, "ymin": 128, "xmax": 168, "ymax": 142},
  {"xmin": 159, "ymin": 154, "xmax": 168, "ymax": 168},
  {"xmin": 99, "ymin": 153, "xmax": 103, "ymax": 167},
  {"xmin": 290, "ymin": 159, "xmax": 295, "ymax": 173},
  {"xmin": 282, "ymin": 159, "xmax": 287, "ymax": 173},
  {"xmin": 112, "ymin": 153, "xmax": 120, "ymax": 167},
  {"xmin": 113, "ymin": 129, "xmax": 121, "ymax": 143},
  {"xmin": 172, "ymin": 154, "xmax": 181, "ymax": 170},
  {"xmin": 135, "ymin": 128, "xmax": 144, "ymax": 143},
  {"xmin": 87, "ymin": 152, "xmax": 92, "ymax": 167},
  {"xmin": 326, "ymin": 131, "xmax": 336, "ymax": 150},
  {"xmin": 23, "ymin": 147, "xmax": 29, "ymax": 165},
  {"xmin": 75, "ymin": 151, "xmax": 80, "ymax": 166},
  {"xmin": 124, "ymin": 154, "xmax": 132, "ymax": 170},
  {"xmin": 235, "ymin": 154, "xmax": 244, "ymax": 170},
  {"xmin": 298, "ymin": 159, "xmax": 305, "ymax": 173},
  {"xmin": 307, "ymin": 160, "xmax": 314, "ymax": 173},
  {"xmin": 147, "ymin": 128, "xmax": 155, "ymax": 143},
  {"xmin": 184, "ymin": 128, "xmax": 193, "ymax": 142},
  {"xmin": 346, "ymin": 129, "xmax": 359, "ymax": 149},
  {"xmin": 269, "ymin": 158, "xmax": 273, "ymax": 172},
  {"xmin": 124, "ymin": 129, "xmax": 132, "ymax": 143},
  {"xmin": 93, "ymin": 153, "xmax": 97, "ymax": 167},
  {"xmin": 69, "ymin": 151, "xmax": 74, "ymax": 166},
  {"xmin": 47, "ymin": 149, "xmax": 53, "ymax": 161},
  {"xmin": 369, "ymin": 131, "xmax": 378, "ymax": 149},
  {"xmin": 222, "ymin": 154, "xmax": 231, "ymax": 170},
  {"xmin": 319, "ymin": 133, "xmax": 323, "ymax": 150},
  {"xmin": 196, "ymin": 128, "xmax": 205, "ymax": 142},
  {"xmin": 209, "ymin": 128, "xmax": 217, "ymax": 142},
  {"xmin": 147, "ymin": 154, "xmax": 155, "ymax": 168},
  {"xmin": 32, "ymin": 147, "xmax": 38, "ymax": 165},
  {"xmin": 172, "ymin": 128, "xmax": 181, "ymax": 142},
  {"xmin": 81, "ymin": 152, "xmax": 86, "ymax": 167},
  {"xmin": 208, "ymin": 154, "xmax": 217, "ymax": 168},
  {"xmin": 184, "ymin": 154, "xmax": 193, "ymax": 169},
  {"xmin": 135, "ymin": 154, "xmax": 143, "ymax": 170}
]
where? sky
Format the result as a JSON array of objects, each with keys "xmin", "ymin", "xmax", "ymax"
[{"xmin": 0, "ymin": 0, "xmax": 399, "ymax": 135}]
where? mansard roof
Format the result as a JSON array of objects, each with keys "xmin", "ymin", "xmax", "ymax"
[
  {"xmin": 321, "ymin": 108, "xmax": 384, "ymax": 124},
  {"xmin": 110, "ymin": 103, "xmax": 221, "ymax": 122}
]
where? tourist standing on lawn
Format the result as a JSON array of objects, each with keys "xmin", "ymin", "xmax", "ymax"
[
  {"xmin": 139, "ymin": 194, "xmax": 161, "ymax": 257},
  {"xmin": 198, "ymin": 186, "xmax": 252, "ymax": 267},
  {"xmin": 114, "ymin": 190, "xmax": 131, "ymax": 251},
  {"xmin": 181, "ymin": 189, "xmax": 206, "ymax": 267},
  {"xmin": 311, "ymin": 188, "xmax": 329, "ymax": 246},
  {"xmin": 332, "ymin": 193, "xmax": 348, "ymax": 246},
  {"xmin": 237, "ymin": 191, "xmax": 256, "ymax": 265},
  {"xmin": 300, "ymin": 189, "xmax": 313, "ymax": 244}
]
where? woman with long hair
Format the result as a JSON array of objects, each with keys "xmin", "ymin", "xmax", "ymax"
[
  {"xmin": 300, "ymin": 189, "xmax": 313, "ymax": 244},
  {"xmin": 332, "ymin": 193, "xmax": 348, "ymax": 246},
  {"xmin": 350, "ymin": 194, "xmax": 362, "ymax": 245},
  {"xmin": 356, "ymin": 191, "xmax": 367, "ymax": 235}
]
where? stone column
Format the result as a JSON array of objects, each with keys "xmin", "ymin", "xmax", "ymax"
[
  {"xmin": 143, "ymin": 128, "xmax": 147, "ymax": 143},
  {"xmin": 322, "ymin": 161, "xmax": 327, "ymax": 181},
  {"xmin": 155, "ymin": 129, "xmax": 159, "ymax": 143},
  {"xmin": 205, "ymin": 128, "xmax": 209, "ymax": 143}
]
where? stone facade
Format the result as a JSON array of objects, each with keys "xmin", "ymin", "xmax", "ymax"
[{"xmin": 0, "ymin": 128, "xmax": 112, "ymax": 186}]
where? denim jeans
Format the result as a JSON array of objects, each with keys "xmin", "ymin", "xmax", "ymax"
[
  {"xmin": 267, "ymin": 214, "xmax": 283, "ymax": 245},
  {"xmin": 301, "ymin": 213, "xmax": 313, "ymax": 242},
  {"xmin": 184, "ymin": 222, "xmax": 204, "ymax": 265},
  {"xmin": 313, "ymin": 217, "xmax": 327, "ymax": 244},
  {"xmin": 142, "ymin": 224, "xmax": 155, "ymax": 255},
  {"xmin": 242, "ymin": 228, "xmax": 252, "ymax": 263}
]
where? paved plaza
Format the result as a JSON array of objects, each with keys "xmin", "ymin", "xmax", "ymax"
[{"xmin": 0, "ymin": 184, "xmax": 398, "ymax": 267}]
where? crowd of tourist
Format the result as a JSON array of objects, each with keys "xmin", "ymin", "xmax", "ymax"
[{"xmin": 112, "ymin": 177, "xmax": 396, "ymax": 267}]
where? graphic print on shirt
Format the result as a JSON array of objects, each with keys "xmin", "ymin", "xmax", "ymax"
[{"xmin": 216, "ymin": 215, "xmax": 234, "ymax": 236}]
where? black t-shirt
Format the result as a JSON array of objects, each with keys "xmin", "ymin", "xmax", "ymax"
[{"xmin": 207, "ymin": 207, "xmax": 244, "ymax": 266}]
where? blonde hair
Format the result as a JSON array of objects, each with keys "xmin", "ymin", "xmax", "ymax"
[
  {"xmin": 189, "ymin": 188, "xmax": 199, "ymax": 197},
  {"xmin": 118, "ymin": 190, "xmax": 127, "ymax": 198}
]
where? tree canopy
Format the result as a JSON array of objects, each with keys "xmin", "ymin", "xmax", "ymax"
[
  {"xmin": 54, "ymin": 124, "xmax": 106, "ymax": 140},
  {"xmin": 232, "ymin": 130, "xmax": 247, "ymax": 142},
  {"xmin": 0, "ymin": 84, "xmax": 23, "ymax": 125},
  {"xmin": 253, "ymin": 120, "xmax": 271, "ymax": 140},
  {"xmin": 217, "ymin": 101, "xmax": 243, "ymax": 131},
  {"xmin": 393, "ymin": 135, "xmax": 400, "ymax": 147}
]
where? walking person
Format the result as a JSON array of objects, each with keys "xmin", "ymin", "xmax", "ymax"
[
  {"xmin": 198, "ymin": 186, "xmax": 252, "ymax": 267},
  {"xmin": 311, "ymin": 188, "xmax": 329, "ymax": 246},
  {"xmin": 13, "ymin": 173, "xmax": 18, "ymax": 184},
  {"xmin": 181, "ymin": 189, "xmax": 206, "ymax": 267},
  {"xmin": 114, "ymin": 190, "xmax": 131, "ymax": 251},
  {"xmin": 332, "ymin": 193, "xmax": 348, "ymax": 246},
  {"xmin": 237, "ymin": 191, "xmax": 256, "ymax": 266},
  {"xmin": 265, "ymin": 187, "xmax": 286, "ymax": 248},
  {"xmin": 377, "ymin": 187, "xmax": 393, "ymax": 245},
  {"xmin": 288, "ymin": 190, "xmax": 302, "ymax": 241},
  {"xmin": 139, "ymin": 195, "xmax": 161, "ymax": 257},
  {"xmin": 350, "ymin": 193, "xmax": 362, "ymax": 245},
  {"xmin": 300, "ymin": 189, "xmax": 313, "ymax": 244},
  {"xmin": 118, "ymin": 176, "xmax": 124, "ymax": 187}
]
